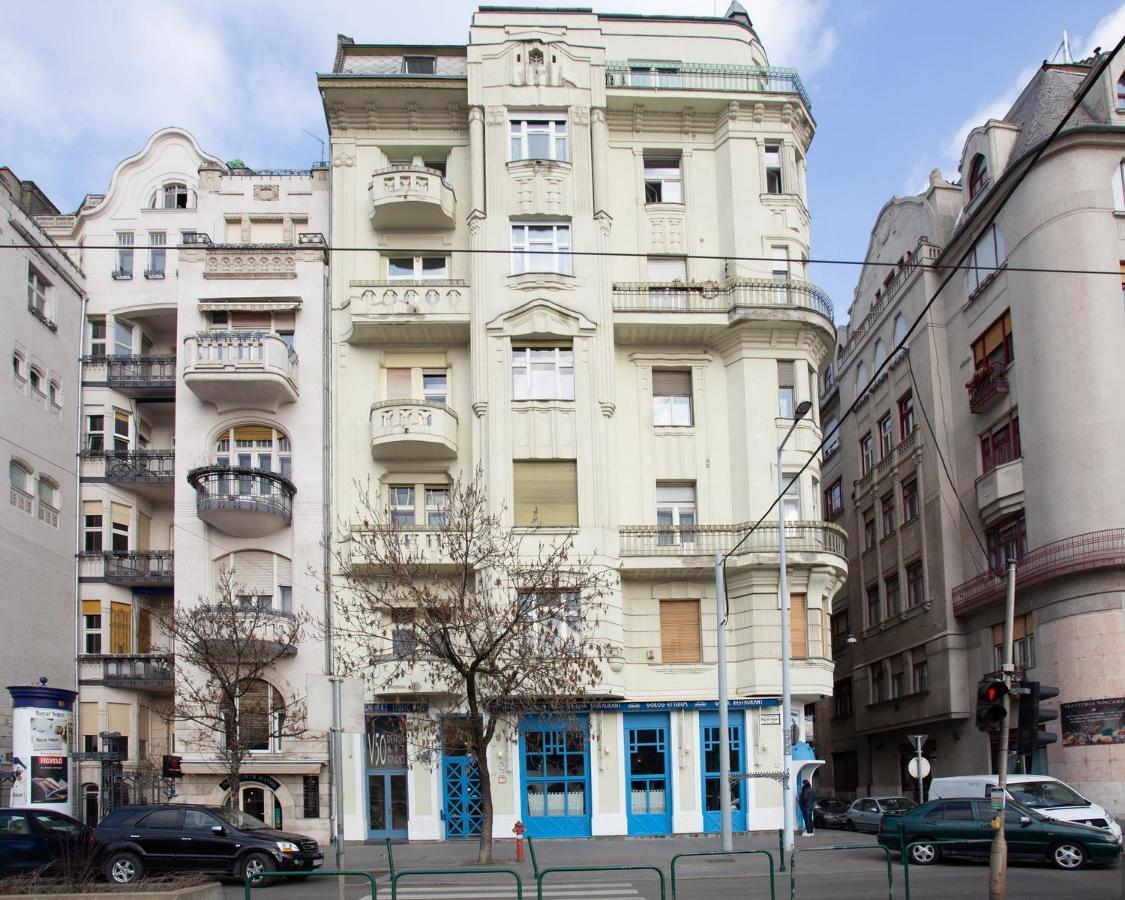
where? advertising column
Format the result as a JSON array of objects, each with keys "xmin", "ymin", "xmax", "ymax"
[{"xmin": 7, "ymin": 684, "xmax": 78, "ymax": 815}]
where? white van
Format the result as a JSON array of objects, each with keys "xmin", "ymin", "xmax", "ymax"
[{"xmin": 928, "ymin": 774, "xmax": 1121, "ymax": 842}]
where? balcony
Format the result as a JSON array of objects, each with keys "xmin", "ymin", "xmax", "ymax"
[
  {"xmin": 966, "ymin": 362, "xmax": 1009, "ymax": 414},
  {"xmin": 105, "ymin": 551, "xmax": 174, "ymax": 587},
  {"xmin": 82, "ymin": 355, "xmax": 176, "ymax": 398},
  {"xmin": 605, "ymin": 62, "xmax": 811, "ymax": 110},
  {"xmin": 369, "ymin": 166, "xmax": 455, "ymax": 230},
  {"xmin": 370, "ymin": 400, "xmax": 458, "ymax": 461},
  {"xmin": 99, "ymin": 654, "xmax": 174, "ymax": 692},
  {"xmin": 187, "ymin": 466, "xmax": 295, "ymax": 538},
  {"xmin": 975, "ymin": 459, "xmax": 1024, "ymax": 527},
  {"xmin": 952, "ymin": 529, "xmax": 1125, "ymax": 616},
  {"xmin": 182, "ymin": 331, "xmax": 298, "ymax": 413},
  {"xmin": 855, "ymin": 428, "xmax": 922, "ymax": 497},
  {"xmin": 83, "ymin": 450, "xmax": 175, "ymax": 498},
  {"xmin": 345, "ymin": 280, "xmax": 470, "ymax": 343},
  {"xmin": 618, "ymin": 520, "xmax": 847, "ymax": 573},
  {"xmin": 348, "ymin": 526, "xmax": 456, "ymax": 574},
  {"xmin": 612, "ymin": 278, "xmax": 834, "ymax": 343}
]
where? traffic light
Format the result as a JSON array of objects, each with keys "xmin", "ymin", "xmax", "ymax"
[
  {"xmin": 162, "ymin": 754, "xmax": 183, "ymax": 779},
  {"xmin": 976, "ymin": 679, "xmax": 1009, "ymax": 731},
  {"xmin": 1017, "ymin": 682, "xmax": 1059, "ymax": 757}
]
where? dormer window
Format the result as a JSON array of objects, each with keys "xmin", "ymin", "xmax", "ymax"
[
  {"xmin": 403, "ymin": 55, "xmax": 436, "ymax": 75},
  {"xmin": 1117, "ymin": 73, "xmax": 1125, "ymax": 111},
  {"xmin": 968, "ymin": 154, "xmax": 989, "ymax": 200},
  {"xmin": 150, "ymin": 182, "xmax": 192, "ymax": 209}
]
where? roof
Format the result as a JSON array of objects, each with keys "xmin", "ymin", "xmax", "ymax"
[{"xmin": 1002, "ymin": 61, "xmax": 1105, "ymax": 161}]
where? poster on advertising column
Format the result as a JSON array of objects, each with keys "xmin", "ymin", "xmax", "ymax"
[
  {"xmin": 1061, "ymin": 698, "xmax": 1125, "ymax": 746},
  {"xmin": 7, "ymin": 684, "xmax": 77, "ymax": 815}
]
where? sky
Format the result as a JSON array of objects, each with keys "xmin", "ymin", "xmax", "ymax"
[{"xmin": 2, "ymin": 0, "xmax": 1123, "ymax": 323}]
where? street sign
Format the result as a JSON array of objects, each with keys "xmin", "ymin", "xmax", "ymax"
[
  {"xmin": 73, "ymin": 752, "xmax": 125, "ymax": 762},
  {"xmin": 907, "ymin": 756, "xmax": 931, "ymax": 779},
  {"xmin": 990, "ymin": 786, "xmax": 1006, "ymax": 810},
  {"xmin": 908, "ymin": 734, "xmax": 928, "ymax": 751}
]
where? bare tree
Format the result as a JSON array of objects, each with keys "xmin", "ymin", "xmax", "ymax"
[
  {"xmin": 162, "ymin": 568, "xmax": 310, "ymax": 806},
  {"xmin": 333, "ymin": 470, "xmax": 617, "ymax": 863}
]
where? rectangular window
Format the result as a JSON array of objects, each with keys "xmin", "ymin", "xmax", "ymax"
[
  {"xmin": 834, "ymin": 678, "xmax": 853, "ymax": 717},
  {"xmin": 902, "ymin": 479, "xmax": 919, "ymax": 522},
  {"xmin": 402, "ymin": 55, "xmax": 436, "ymax": 75},
  {"xmin": 986, "ymin": 514, "xmax": 1027, "ymax": 575},
  {"xmin": 652, "ymin": 369, "xmax": 693, "ymax": 426},
  {"xmin": 790, "ymin": 593, "xmax": 808, "ymax": 659},
  {"xmin": 512, "ymin": 346, "xmax": 574, "ymax": 401},
  {"xmin": 27, "ymin": 265, "xmax": 49, "ymax": 317},
  {"xmin": 111, "ymin": 503, "xmax": 130, "ymax": 552},
  {"xmin": 781, "ymin": 473, "xmax": 801, "ymax": 522},
  {"xmin": 83, "ymin": 613, "xmax": 102, "ymax": 655},
  {"xmin": 147, "ymin": 232, "xmax": 166, "ymax": 277},
  {"xmin": 891, "ymin": 670, "xmax": 904, "ymax": 700},
  {"xmin": 388, "ymin": 485, "xmax": 415, "ymax": 526},
  {"xmin": 113, "ymin": 321, "xmax": 133, "ymax": 357},
  {"xmin": 85, "ymin": 415, "xmax": 105, "ymax": 453},
  {"xmin": 628, "ymin": 62, "xmax": 682, "ymax": 88},
  {"xmin": 870, "ymin": 665, "xmax": 886, "ymax": 703},
  {"xmin": 913, "ymin": 660, "xmax": 929, "ymax": 693},
  {"xmin": 646, "ymin": 256, "xmax": 689, "ymax": 309},
  {"xmin": 513, "ymin": 460, "xmax": 578, "ymax": 526},
  {"xmin": 659, "ymin": 599, "xmax": 701, "ymax": 664},
  {"xmin": 777, "ymin": 361, "xmax": 795, "ymax": 418},
  {"xmin": 964, "ymin": 225, "xmax": 1006, "ymax": 294},
  {"xmin": 866, "ymin": 584, "xmax": 880, "ymax": 626},
  {"xmin": 825, "ymin": 479, "xmax": 843, "ymax": 519},
  {"xmin": 109, "ymin": 602, "xmax": 131, "ymax": 654},
  {"xmin": 656, "ymin": 483, "xmax": 696, "ymax": 545},
  {"xmin": 113, "ymin": 410, "xmax": 131, "ymax": 455},
  {"xmin": 511, "ymin": 223, "xmax": 571, "ymax": 275},
  {"xmin": 906, "ymin": 560, "xmax": 924, "ymax": 607},
  {"xmin": 993, "ymin": 613, "xmax": 1035, "ymax": 670},
  {"xmin": 881, "ymin": 493, "xmax": 895, "ymax": 536},
  {"xmin": 822, "ymin": 415, "xmax": 840, "ymax": 457},
  {"xmin": 860, "ymin": 433, "xmax": 874, "ymax": 475},
  {"xmin": 387, "ymin": 255, "xmax": 448, "ymax": 279},
  {"xmin": 643, "ymin": 152, "xmax": 683, "ymax": 203},
  {"xmin": 980, "ymin": 414, "xmax": 1021, "ymax": 473},
  {"xmin": 510, "ymin": 117, "xmax": 568, "ymax": 162},
  {"xmin": 885, "ymin": 574, "xmax": 900, "ymax": 617},
  {"xmin": 422, "ymin": 371, "xmax": 448, "ymax": 405},
  {"xmin": 385, "ymin": 367, "xmax": 412, "ymax": 400},
  {"xmin": 831, "ymin": 611, "xmax": 850, "ymax": 654},
  {"xmin": 425, "ymin": 487, "xmax": 449, "ymax": 525},
  {"xmin": 89, "ymin": 319, "xmax": 106, "ymax": 359},
  {"xmin": 863, "ymin": 513, "xmax": 876, "ymax": 550},
  {"xmin": 878, "ymin": 414, "xmax": 893, "ymax": 458},
  {"xmin": 972, "ymin": 309, "xmax": 1014, "ymax": 370},
  {"xmin": 765, "ymin": 144, "xmax": 783, "ymax": 193},
  {"xmin": 898, "ymin": 391, "xmax": 915, "ymax": 437},
  {"xmin": 115, "ymin": 232, "xmax": 134, "ymax": 277},
  {"xmin": 83, "ymin": 501, "xmax": 103, "ymax": 552}
]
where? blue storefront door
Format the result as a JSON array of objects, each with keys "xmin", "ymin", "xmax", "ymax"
[
  {"xmin": 700, "ymin": 712, "xmax": 747, "ymax": 832},
  {"xmin": 366, "ymin": 771, "xmax": 409, "ymax": 839},
  {"xmin": 625, "ymin": 712, "xmax": 672, "ymax": 835},
  {"xmin": 519, "ymin": 715, "xmax": 591, "ymax": 838}
]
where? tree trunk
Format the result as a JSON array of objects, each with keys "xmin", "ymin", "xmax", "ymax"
[
  {"xmin": 473, "ymin": 728, "xmax": 494, "ymax": 864},
  {"xmin": 227, "ymin": 754, "xmax": 240, "ymax": 809}
]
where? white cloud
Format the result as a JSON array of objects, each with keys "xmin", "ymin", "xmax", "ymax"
[
  {"xmin": 938, "ymin": 65, "xmax": 1037, "ymax": 175},
  {"xmin": 1075, "ymin": 2, "xmax": 1125, "ymax": 57}
]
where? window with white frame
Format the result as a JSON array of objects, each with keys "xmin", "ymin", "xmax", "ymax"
[
  {"xmin": 12, "ymin": 351, "xmax": 25, "ymax": 384},
  {"xmin": 643, "ymin": 153, "xmax": 683, "ymax": 203},
  {"xmin": 88, "ymin": 320, "xmax": 106, "ymax": 359},
  {"xmin": 9, "ymin": 460, "xmax": 33, "ymax": 513},
  {"xmin": 856, "ymin": 362, "xmax": 869, "ymax": 395},
  {"xmin": 83, "ymin": 501, "xmax": 103, "ymax": 551},
  {"xmin": 146, "ymin": 232, "xmax": 166, "ymax": 277},
  {"xmin": 777, "ymin": 360, "xmax": 795, "ymax": 417},
  {"xmin": 28, "ymin": 366, "xmax": 44, "ymax": 396},
  {"xmin": 963, "ymin": 225, "xmax": 1006, "ymax": 295},
  {"xmin": 656, "ymin": 482, "xmax": 696, "ymax": 545},
  {"xmin": 83, "ymin": 611, "xmax": 102, "ymax": 654},
  {"xmin": 652, "ymin": 369, "xmax": 692, "ymax": 426},
  {"xmin": 27, "ymin": 265, "xmax": 49, "ymax": 318},
  {"xmin": 781, "ymin": 473, "xmax": 801, "ymax": 521},
  {"xmin": 511, "ymin": 222, "xmax": 572, "ymax": 275},
  {"xmin": 37, "ymin": 475, "xmax": 59, "ymax": 527},
  {"xmin": 386, "ymin": 256, "xmax": 448, "ymax": 279},
  {"xmin": 628, "ymin": 62, "xmax": 682, "ymax": 88},
  {"xmin": 114, "ymin": 233, "xmax": 134, "ymax": 277},
  {"xmin": 49, "ymin": 379, "xmax": 61, "ymax": 410},
  {"xmin": 388, "ymin": 485, "xmax": 416, "ymax": 525},
  {"xmin": 402, "ymin": 55, "xmax": 436, "ymax": 75},
  {"xmin": 425, "ymin": 487, "xmax": 449, "ymax": 525},
  {"xmin": 765, "ymin": 143, "xmax": 783, "ymax": 193},
  {"xmin": 519, "ymin": 589, "xmax": 581, "ymax": 652},
  {"xmin": 422, "ymin": 371, "xmax": 448, "ymax": 405},
  {"xmin": 512, "ymin": 346, "xmax": 574, "ymax": 400},
  {"xmin": 113, "ymin": 321, "xmax": 134, "ymax": 357},
  {"xmin": 223, "ymin": 680, "xmax": 283, "ymax": 753},
  {"xmin": 217, "ymin": 550, "xmax": 292, "ymax": 613},
  {"xmin": 153, "ymin": 183, "xmax": 191, "ymax": 209},
  {"xmin": 510, "ymin": 116, "xmax": 568, "ymax": 162},
  {"xmin": 214, "ymin": 425, "xmax": 291, "ymax": 480}
]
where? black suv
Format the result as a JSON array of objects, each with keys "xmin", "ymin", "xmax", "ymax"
[{"xmin": 94, "ymin": 804, "xmax": 322, "ymax": 884}]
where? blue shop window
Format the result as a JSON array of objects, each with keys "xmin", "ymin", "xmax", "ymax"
[{"xmin": 520, "ymin": 715, "xmax": 591, "ymax": 837}]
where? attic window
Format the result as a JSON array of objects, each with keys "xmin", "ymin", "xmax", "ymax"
[
  {"xmin": 968, "ymin": 154, "xmax": 989, "ymax": 200},
  {"xmin": 403, "ymin": 56, "xmax": 436, "ymax": 75},
  {"xmin": 528, "ymin": 47, "xmax": 544, "ymax": 65},
  {"xmin": 1117, "ymin": 73, "xmax": 1125, "ymax": 111}
]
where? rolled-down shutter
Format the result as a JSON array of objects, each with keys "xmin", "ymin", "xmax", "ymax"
[
  {"xmin": 660, "ymin": 599, "xmax": 701, "ymax": 663},
  {"xmin": 513, "ymin": 460, "xmax": 578, "ymax": 526},
  {"xmin": 106, "ymin": 703, "xmax": 130, "ymax": 735},
  {"xmin": 790, "ymin": 593, "xmax": 808, "ymax": 659},
  {"xmin": 777, "ymin": 360, "xmax": 795, "ymax": 388},
  {"xmin": 81, "ymin": 599, "xmax": 102, "ymax": 616},
  {"xmin": 231, "ymin": 311, "xmax": 272, "ymax": 329},
  {"xmin": 385, "ymin": 368, "xmax": 412, "ymax": 400},
  {"xmin": 232, "ymin": 424, "xmax": 277, "ymax": 442},
  {"xmin": 110, "ymin": 602, "xmax": 132, "ymax": 654},
  {"xmin": 110, "ymin": 503, "xmax": 131, "ymax": 527},
  {"xmin": 224, "ymin": 551, "xmax": 274, "ymax": 595},
  {"xmin": 80, "ymin": 702, "xmax": 98, "ymax": 736},
  {"xmin": 652, "ymin": 370, "xmax": 691, "ymax": 397}
]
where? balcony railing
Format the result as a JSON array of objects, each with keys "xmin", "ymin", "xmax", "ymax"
[
  {"xmin": 370, "ymin": 399, "xmax": 458, "ymax": 460},
  {"xmin": 612, "ymin": 277, "xmax": 833, "ymax": 321},
  {"xmin": 349, "ymin": 526, "xmax": 455, "ymax": 571},
  {"xmin": 369, "ymin": 166, "xmax": 456, "ymax": 230},
  {"xmin": 966, "ymin": 362, "xmax": 1010, "ymax": 414},
  {"xmin": 952, "ymin": 529, "xmax": 1125, "ymax": 616},
  {"xmin": 619, "ymin": 520, "xmax": 846, "ymax": 558},
  {"xmin": 182, "ymin": 331, "xmax": 298, "ymax": 412},
  {"xmin": 82, "ymin": 355, "xmax": 177, "ymax": 394},
  {"xmin": 605, "ymin": 62, "xmax": 811, "ymax": 110},
  {"xmin": 82, "ymin": 450, "xmax": 175, "ymax": 483},
  {"xmin": 105, "ymin": 551, "xmax": 174, "ymax": 586},
  {"xmin": 188, "ymin": 465, "xmax": 295, "ymax": 537},
  {"xmin": 98, "ymin": 654, "xmax": 174, "ymax": 690}
]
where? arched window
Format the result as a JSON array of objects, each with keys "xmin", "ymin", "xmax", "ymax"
[
  {"xmin": 856, "ymin": 362, "xmax": 869, "ymax": 394},
  {"xmin": 215, "ymin": 550, "xmax": 293, "ymax": 613},
  {"xmin": 893, "ymin": 314, "xmax": 908, "ymax": 347},
  {"xmin": 1117, "ymin": 73, "xmax": 1125, "ymax": 111},
  {"xmin": 37, "ymin": 475, "xmax": 59, "ymax": 511},
  {"xmin": 49, "ymin": 379, "xmax": 62, "ymax": 408},
  {"xmin": 968, "ymin": 154, "xmax": 989, "ymax": 200},
  {"xmin": 82, "ymin": 783, "xmax": 99, "ymax": 826},
  {"xmin": 12, "ymin": 351, "xmax": 25, "ymax": 380},
  {"xmin": 28, "ymin": 366, "xmax": 44, "ymax": 395},
  {"xmin": 214, "ymin": 424, "xmax": 290, "ymax": 476},
  {"xmin": 9, "ymin": 459, "xmax": 33, "ymax": 513},
  {"xmin": 222, "ymin": 679, "xmax": 284, "ymax": 753},
  {"xmin": 873, "ymin": 339, "xmax": 887, "ymax": 371},
  {"xmin": 151, "ymin": 182, "xmax": 193, "ymax": 210}
]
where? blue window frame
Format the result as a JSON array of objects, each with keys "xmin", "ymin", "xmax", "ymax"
[
  {"xmin": 625, "ymin": 712, "xmax": 672, "ymax": 835},
  {"xmin": 699, "ymin": 711, "xmax": 747, "ymax": 832},
  {"xmin": 519, "ymin": 715, "xmax": 591, "ymax": 838}
]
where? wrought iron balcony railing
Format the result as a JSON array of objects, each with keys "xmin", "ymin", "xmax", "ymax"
[
  {"xmin": 966, "ymin": 362, "xmax": 1010, "ymax": 414},
  {"xmin": 104, "ymin": 551, "xmax": 174, "ymax": 585},
  {"xmin": 187, "ymin": 465, "xmax": 295, "ymax": 523},
  {"xmin": 605, "ymin": 62, "xmax": 811, "ymax": 109},
  {"xmin": 98, "ymin": 653, "xmax": 174, "ymax": 690},
  {"xmin": 82, "ymin": 450, "xmax": 175, "ymax": 482},
  {"xmin": 82, "ymin": 355, "xmax": 177, "ymax": 392}
]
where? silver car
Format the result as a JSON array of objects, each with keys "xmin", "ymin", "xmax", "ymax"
[{"xmin": 846, "ymin": 796, "xmax": 918, "ymax": 833}]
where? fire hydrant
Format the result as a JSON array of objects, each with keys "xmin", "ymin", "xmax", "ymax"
[{"xmin": 513, "ymin": 820, "xmax": 526, "ymax": 862}]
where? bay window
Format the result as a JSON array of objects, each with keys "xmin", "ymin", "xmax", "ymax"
[{"xmin": 980, "ymin": 414, "xmax": 1020, "ymax": 473}]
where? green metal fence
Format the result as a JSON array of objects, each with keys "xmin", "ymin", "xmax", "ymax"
[
  {"xmin": 243, "ymin": 869, "xmax": 378, "ymax": 899},
  {"xmin": 670, "ymin": 849, "xmax": 776, "ymax": 900},
  {"xmin": 385, "ymin": 837, "xmax": 523, "ymax": 900},
  {"xmin": 789, "ymin": 843, "xmax": 894, "ymax": 900},
  {"xmin": 527, "ymin": 836, "xmax": 666, "ymax": 900}
]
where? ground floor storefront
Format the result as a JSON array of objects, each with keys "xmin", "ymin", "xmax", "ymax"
[{"xmin": 342, "ymin": 698, "xmax": 792, "ymax": 841}]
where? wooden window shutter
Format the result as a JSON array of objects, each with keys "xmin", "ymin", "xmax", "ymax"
[
  {"xmin": 777, "ymin": 360, "xmax": 795, "ymax": 387},
  {"xmin": 232, "ymin": 424, "xmax": 276, "ymax": 442},
  {"xmin": 660, "ymin": 599, "xmax": 701, "ymax": 663},
  {"xmin": 790, "ymin": 593, "xmax": 808, "ymax": 658},
  {"xmin": 106, "ymin": 702, "xmax": 130, "ymax": 735},
  {"xmin": 231, "ymin": 311, "xmax": 271, "ymax": 328},
  {"xmin": 138, "ymin": 705, "xmax": 151, "ymax": 742},
  {"xmin": 513, "ymin": 460, "xmax": 578, "ymax": 526},
  {"xmin": 273, "ymin": 311, "xmax": 296, "ymax": 330},
  {"xmin": 386, "ymin": 368, "xmax": 412, "ymax": 400},
  {"xmin": 80, "ymin": 702, "xmax": 98, "ymax": 736},
  {"xmin": 137, "ymin": 512, "xmax": 151, "ymax": 551},
  {"xmin": 81, "ymin": 599, "xmax": 102, "ymax": 616},
  {"xmin": 652, "ymin": 370, "xmax": 691, "ymax": 397},
  {"xmin": 110, "ymin": 602, "xmax": 132, "ymax": 654},
  {"xmin": 137, "ymin": 608, "xmax": 152, "ymax": 653}
]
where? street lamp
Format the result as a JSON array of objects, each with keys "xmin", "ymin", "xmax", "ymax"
[{"xmin": 778, "ymin": 399, "xmax": 812, "ymax": 858}]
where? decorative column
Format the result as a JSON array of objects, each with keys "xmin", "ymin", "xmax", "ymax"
[
  {"xmin": 469, "ymin": 106, "xmax": 485, "ymax": 217},
  {"xmin": 590, "ymin": 107, "xmax": 609, "ymax": 217}
]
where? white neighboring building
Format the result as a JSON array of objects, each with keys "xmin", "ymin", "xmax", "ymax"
[{"xmin": 324, "ymin": 5, "xmax": 845, "ymax": 842}]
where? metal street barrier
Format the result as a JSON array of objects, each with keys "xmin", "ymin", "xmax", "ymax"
[
  {"xmin": 789, "ymin": 843, "xmax": 894, "ymax": 900},
  {"xmin": 527, "ymin": 835, "xmax": 666, "ymax": 900},
  {"xmin": 385, "ymin": 837, "xmax": 523, "ymax": 900},
  {"xmin": 670, "ymin": 849, "xmax": 776, "ymax": 900},
  {"xmin": 244, "ymin": 869, "xmax": 377, "ymax": 899}
]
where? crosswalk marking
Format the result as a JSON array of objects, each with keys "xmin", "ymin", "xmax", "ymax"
[{"xmin": 378, "ymin": 881, "xmax": 643, "ymax": 899}]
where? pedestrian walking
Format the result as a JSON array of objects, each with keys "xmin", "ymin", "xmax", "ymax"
[{"xmin": 799, "ymin": 779, "xmax": 816, "ymax": 835}]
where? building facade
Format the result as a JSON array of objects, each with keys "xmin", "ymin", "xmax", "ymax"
[
  {"xmin": 1, "ymin": 171, "xmax": 84, "ymax": 799},
  {"xmin": 817, "ymin": 55, "xmax": 1125, "ymax": 811},
  {"xmin": 44, "ymin": 130, "xmax": 332, "ymax": 838},
  {"xmin": 324, "ymin": 5, "xmax": 846, "ymax": 841}
]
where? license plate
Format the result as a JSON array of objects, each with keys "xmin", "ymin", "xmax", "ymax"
[{"xmin": 312, "ymin": 859, "xmax": 324, "ymax": 867}]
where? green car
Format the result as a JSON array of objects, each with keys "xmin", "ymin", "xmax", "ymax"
[{"xmin": 878, "ymin": 798, "xmax": 1122, "ymax": 870}]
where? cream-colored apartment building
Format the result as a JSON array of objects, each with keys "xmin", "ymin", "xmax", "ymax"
[
  {"xmin": 325, "ymin": 5, "xmax": 845, "ymax": 841},
  {"xmin": 816, "ymin": 54, "xmax": 1125, "ymax": 813},
  {"xmin": 44, "ymin": 130, "xmax": 332, "ymax": 838}
]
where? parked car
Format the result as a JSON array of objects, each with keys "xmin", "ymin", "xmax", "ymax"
[
  {"xmin": 0, "ymin": 808, "xmax": 91, "ymax": 875},
  {"xmin": 93, "ymin": 804, "xmax": 322, "ymax": 885},
  {"xmin": 813, "ymin": 799, "xmax": 848, "ymax": 829},
  {"xmin": 878, "ymin": 797, "xmax": 1122, "ymax": 870},
  {"xmin": 846, "ymin": 796, "xmax": 918, "ymax": 833},
  {"xmin": 928, "ymin": 774, "xmax": 1121, "ymax": 842}
]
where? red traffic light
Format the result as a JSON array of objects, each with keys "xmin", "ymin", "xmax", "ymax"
[{"xmin": 976, "ymin": 679, "xmax": 1009, "ymax": 731}]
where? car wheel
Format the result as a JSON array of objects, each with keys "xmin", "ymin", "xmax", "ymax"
[
  {"xmin": 241, "ymin": 851, "xmax": 277, "ymax": 886},
  {"xmin": 908, "ymin": 840, "xmax": 941, "ymax": 866},
  {"xmin": 845, "ymin": 819, "xmax": 855, "ymax": 831},
  {"xmin": 1050, "ymin": 841, "xmax": 1088, "ymax": 870},
  {"xmin": 105, "ymin": 851, "xmax": 144, "ymax": 884}
]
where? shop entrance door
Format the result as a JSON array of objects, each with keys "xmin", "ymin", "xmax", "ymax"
[
  {"xmin": 442, "ymin": 723, "xmax": 482, "ymax": 839},
  {"xmin": 365, "ymin": 714, "xmax": 409, "ymax": 840},
  {"xmin": 700, "ymin": 711, "xmax": 746, "ymax": 832},
  {"xmin": 625, "ymin": 712, "xmax": 672, "ymax": 835},
  {"xmin": 519, "ymin": 715, "xmax": 591, "ymax": 838}
]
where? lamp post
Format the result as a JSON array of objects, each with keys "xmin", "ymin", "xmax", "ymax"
[{"xmin": 778, "ymin": 399, "xmax": 812, "ymax": 858}]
